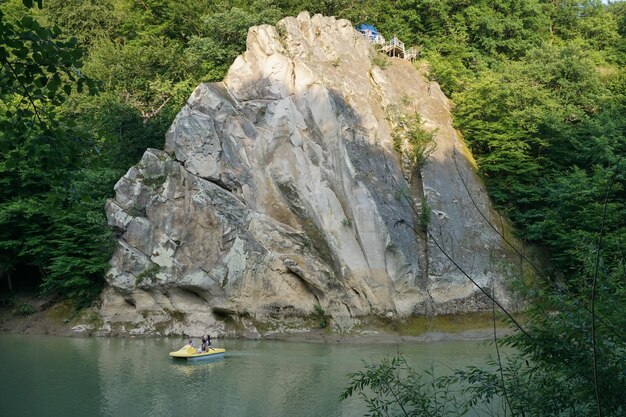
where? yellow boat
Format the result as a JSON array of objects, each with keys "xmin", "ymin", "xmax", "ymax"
[{"xmin": 169, "ymin": 345, "xmax": 226, "ymax": 360}]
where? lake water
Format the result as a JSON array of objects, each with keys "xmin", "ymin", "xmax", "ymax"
[{"xmin": 0, "ymin": 333, "xmax": 502, "ymax": 417}]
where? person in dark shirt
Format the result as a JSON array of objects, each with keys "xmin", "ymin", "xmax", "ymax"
[{"xmin": 201, "ymin": 335, "xmax": 212, "ymax": 351}]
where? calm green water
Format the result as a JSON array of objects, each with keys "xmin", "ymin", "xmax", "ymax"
[{"xmin": 0, "ymin": 334, "xmax": 501, "ymax": 417}]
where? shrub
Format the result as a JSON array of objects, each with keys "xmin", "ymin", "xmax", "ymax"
[
  {"xmin": 135, "ymin": 263, "xmax": 161, "ymax": 284},
  {"xmin": 313, "ymin": 304, "xmax": 328, "ymax": 329},
  {"xmin": 313, "ymin": 303, "xmax": 325, "ymax": 316},
  {"xmin": 389, "ymin": 109, "xmax": 437, "ymax": 171},
  {"xmin": 406, "ymin": 113, "xmax": 437, "ymax": 171},
  {"xmin": 13, "ymin": 302, "xmax": 36, "ymax": 316}
]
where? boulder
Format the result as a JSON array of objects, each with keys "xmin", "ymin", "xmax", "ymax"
[{"xmin": 99, "ymin": 12, "xmax": 521, "ymax": 337}]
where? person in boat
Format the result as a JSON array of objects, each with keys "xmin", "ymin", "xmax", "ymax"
[
  {"xmin": 201, "ymin": 335, "xmax": 212, "ymax": 351},
  {"xmin": 188, "ymin": 336, "xmax": 205, "ymax": 353}
]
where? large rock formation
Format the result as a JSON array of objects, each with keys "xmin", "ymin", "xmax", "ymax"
[{"xmin": 98, "ymin": 12, "xmax": 520, "ymax": 337}]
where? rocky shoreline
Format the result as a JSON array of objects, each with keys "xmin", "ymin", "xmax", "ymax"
[{"xmin": 0, "ymin": 296, "xmax": 512, "ymax": 343}]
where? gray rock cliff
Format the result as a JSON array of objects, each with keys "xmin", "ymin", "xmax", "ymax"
[{"xmin": 98, "ymin": 12, "xmax": 521, "ymax": 337}]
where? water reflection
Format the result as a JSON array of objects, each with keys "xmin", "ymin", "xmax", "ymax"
[
  {"xmin": 170, "ymin": 359, "xmax": 225, "ymax": 377},
  {"xmin": 0, "ymin": 334, "xmax": 502, "ymax": 417}
]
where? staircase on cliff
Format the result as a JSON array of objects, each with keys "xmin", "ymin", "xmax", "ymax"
[{"xmin": 356, "ymin": 23, "xmax": 418, "ymax": 60}]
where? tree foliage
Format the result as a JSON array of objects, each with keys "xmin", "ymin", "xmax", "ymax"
[
  {"xmin": 0, "ymin": 0, "xmax": 107, "ymax": 299},
  {"xmin": 341, "ymin": 356, "xmax": 468, "ymax": 417}
]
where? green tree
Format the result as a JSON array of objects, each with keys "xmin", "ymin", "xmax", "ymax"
[
  {"xmin": 184, "ymin": 6, "xmax": 283, "ymax": 82},
  {"xmin": 40, "ymin": 168, "xmax": 119, "ymax": 300},
  {"xmin": 0, "ymin": 0, "xmax": 107, "ymax": 299},
  {"xmin": 453, "ymin": 39, "xmax": 624, "ymax": 279}
]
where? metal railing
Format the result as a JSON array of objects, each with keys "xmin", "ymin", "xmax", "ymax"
[{"xmin": 359, "ymin": 30, "xmax": 417, "ymax": 61}]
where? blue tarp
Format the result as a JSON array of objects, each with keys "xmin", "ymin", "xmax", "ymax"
[{"xmin": 356, "ymin": 23, "xmax": 379, "ymax": 36}]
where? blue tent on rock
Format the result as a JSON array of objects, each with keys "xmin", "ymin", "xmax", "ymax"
[{"xmin": 356, "ymin": 23, "xmax": 385, "ymax": 44}]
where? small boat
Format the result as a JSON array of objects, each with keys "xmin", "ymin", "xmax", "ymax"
[{"xmin": 169, "ymin": 345, "xmax": 226, "ymax": 360}]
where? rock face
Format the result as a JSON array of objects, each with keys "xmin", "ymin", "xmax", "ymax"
[{"xmin": 99, "ymin": 12, "xmax": 520, "ymax": 337}]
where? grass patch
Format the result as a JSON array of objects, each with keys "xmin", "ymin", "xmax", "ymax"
[
  {"xmin": 142, "ymin": 174, "xmax": 167, "ymax": 190},
  {"xmin": 135, "ymin": 263, "xmax": 161, "ymax": 285},
  {"xmin": 372, "ymin": 52, "xmax": 390, "ymax": 69}
]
